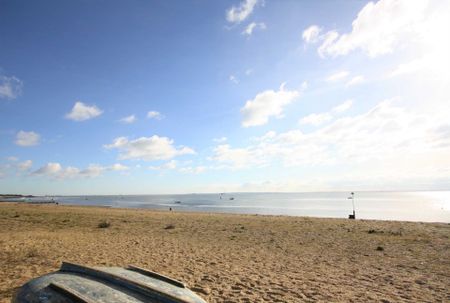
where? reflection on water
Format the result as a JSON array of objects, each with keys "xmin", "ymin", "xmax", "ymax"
[{"xmin": 8, "ymin": 191, "xmax": 450, "ymax": 223}]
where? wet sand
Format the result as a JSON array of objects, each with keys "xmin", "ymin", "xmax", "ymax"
[{"xmin": 0, "ymin": 203, "xmax": 449, "ymax": 302}]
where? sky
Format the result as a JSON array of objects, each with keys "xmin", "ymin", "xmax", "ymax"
[{"xmin": 1, "ymin": 0, "xmax": 449, "ymax": 195}]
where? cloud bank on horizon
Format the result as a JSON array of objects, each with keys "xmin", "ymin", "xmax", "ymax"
[{"xmin": 1, "ymin": 0, "xmax": 449, "ymax": 194}]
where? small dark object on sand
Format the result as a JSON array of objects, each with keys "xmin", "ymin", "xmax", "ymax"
[
  {"xmin": 13, "ymin": 262, "xmax": 207, "ymax": 302},
  {"xmin": 165, "ymin": 224, "xmax": 175, "ymax": 230},
  {"xmin": 98, "ymin": 220, "xmax": 111, "ymax": 228},
  {"xmin": 376, "ymin": 246, "xmax": 384, "ymax": 251}
]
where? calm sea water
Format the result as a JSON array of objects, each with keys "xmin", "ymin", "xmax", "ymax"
[{"xmin": 11, "ymin": 191, "xmax": 450, "ymax": 223}]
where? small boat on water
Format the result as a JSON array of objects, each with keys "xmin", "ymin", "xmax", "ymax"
[{"xmin": 229, "ymin": 197, "xmax": 234, "ymax": 200}]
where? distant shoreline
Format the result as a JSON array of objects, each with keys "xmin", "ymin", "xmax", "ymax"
[{"xmin": 1, "ymin": 200, "xmax": 448, "ymax": 224}]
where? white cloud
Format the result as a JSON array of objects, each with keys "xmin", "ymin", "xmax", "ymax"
[
  {"xmin": 210, "ymin": 144, "xmax": 263, "ymax": 169},
  {"xmin": 147, "ymin": 111, "xmax": 164, "ymax": 120},
  {"xmin": 110, "ymin": 163, "xmax": 129, "ymax": 171},
  {"xmin": 31, "ymin": 162, "xmax": 127, "ymax": 179},
  {"xmin": 148, "ymin": 160, "xmax": 206, "ymax": 174},
  {"xmin": 245, "ymin": 69, "xmax": 253, "ymax": 75},
  {"xmin": 317, "ymin": 0, "xmax": 429, "ymax": 57},
  {"xmin": 7, "ymin": 156, "xmax": 18, "ymax": 162},
  {"xmin": 229, "ymin": 75, "xmax": 239, "ymax": 84},
  {"xmin": 302, "ymin": 25, "xmax": 322, "ymax": 43},
  {"xmin": 226, "ymin": 0, "xmax": 259, "ymax": 24},
  {"xmin": 15, "ymin": 131, "xmax": 40, "ymax": 147},
  {"xmin": 388, "ymin": 1, "xmax": 450, "ymax": 82},
  {"xmin": 149, "ymin": 160, "xmax": 177, "ymax": 171},
  {"xmin": 32, "ymin": 162, "xmax": 62, "ymax": 176},
  {"xmin": 317, "ymin": 30, "xmax": 339, "ymax": 57},
  {"xmin": 346, "ymin": 75, "xmax": 365, "ymax": 87},
  {"xmin": 104, "ymin": 135, "xmax": 195, "ymax": 161},
  {"xmin": 59, "ymin": 166, "xmax": 81, "ymax": 179},
  {"xmin": 213, "ymin": 137, "xmax": 228, "ymax": 143},
  {"xmin": 326, "ymin": 70, "xmax": 349, "ymax": 82},
  {"xmin": 332, "ymin": 99, "xmax": 353, "ymax": 113},
  {"xmin": 65, "ymin": 101, "xmax": 103, "ymax": 121},
  {"xmin": 119, "ymin": 114, "xmax": 137, "ymax": 124},
  {"xmin": 241, "ymin": 83, "xmax": 302, "ymax": 127},
  {"xmin": 212, "ymin": 100, "xmax": 450, "ymax": 178},
  {"xmin": 242, "ymin": 22, "xmax": 266, "ymax": 36},
  {"xmin": 179, "ymin": 166, "xmax": 207, "ymax": 174},
  {"xmin": 18, "ymin": 160, "xmax": 33, "ymax": 171},
  {"xmin": 79, "ymin": 164, "xmax": 104, "ymax": 178},
  {"xmin": 299, "ymin": 113, "xmax": 332, "ymax": 126},
  {"xmin": 0, "ymin": 76, "xmax": 23, "ymax": 100}
]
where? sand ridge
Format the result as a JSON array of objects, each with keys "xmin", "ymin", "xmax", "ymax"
[{"xmin": 0, "ymin": 203, "xmax": 449, "ymax": 302}]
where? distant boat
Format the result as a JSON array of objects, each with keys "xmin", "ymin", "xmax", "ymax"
[
  {"xmin": 174, "ymin": 201, "xmax": 181, "ymax": 204},
  {"xmin": 229, "ymin": 197, "xmax": 234, "ymax": 200}
]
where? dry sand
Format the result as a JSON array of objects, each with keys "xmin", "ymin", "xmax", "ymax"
[{"xmin": 0, "ymin": 203, "xmax": 449, "ymax": 302}]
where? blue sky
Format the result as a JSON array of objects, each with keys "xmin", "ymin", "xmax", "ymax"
[{"xmin": 1, "ymin": 0, "xmax": 449, "ymax": 195}]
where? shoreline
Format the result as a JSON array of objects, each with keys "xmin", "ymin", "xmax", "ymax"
[
  {"xmin": 1, "ymin": 203, "xmax": 449, "ymax": 302},
  {"xmin": 1, "ymin": 200, "xmax": 449, "ymax": 224}
]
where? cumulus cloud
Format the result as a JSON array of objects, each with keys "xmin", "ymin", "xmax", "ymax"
[
  {"xmin": 299, "ymin": 113, "xmax": 332, "ymax": 126},
  {"xmin": 31, "ymin": 162, "xmax": 128, "ymax": 179},
  {"xmin": 179, "ymin": 166, "xmax": 207, "ymax": 174},
  {"xmin": 209, "ymin": 144, "xmax": 264, "ymax": 169},
  {"xmin": 78, "ymin": 164, "xmax": 105, "ymax": 178},
  {"xmin": 104, "ymin": 135, "xmax": 195, "ymax": 161},
  {"xmin": 242, "ymin": 22, "xmax": 266, "ymax": 36},
  {"xmin": 325, "ymin": 71, "xmax": 365, "ymax": 87},
  {"xmin": 32, "ymin": 162, "xmax": 62, "ymax": 176},
  {"xmin": 147, "ymin": 111, "xmax": 164, "ymax": 120},
  {"xmin": 110, "ymin": 163, "xmax": 129, "ymax": 171},
  {"xmin": 302, "ymin": 25, "xmax": 322, "ymax": 43},
  {"xmin": 315, "ymin": 0, "xmax": 429, "ymax": 57},
  {"xmin": 388, "ymin": 1, "xmax": 450, "ymax": 82},
  {"xmin": 241, "ymin": 83, "xmax": 302, "ymax": 127},
  {"xmin": 148, "ymin": 160, "xmax": 206, "ymax": 174},
  {"xmin": 226, "ymin": 0, "xmax": 259, "ymax": 23},
  {"xmin": 299, "ymin": 99, "xmax": 352, "ymax": 128},
  {"xmin": 65, "ymin": 101, "xmax": 103, "ymax": 121},
  {"xmin": 346, "ymin": 75, "xmax": 365, "ymax": 87},
  {"xmin": 119, "ymin": 114, "xmax": 137, "ymax": 124},
  {"xmin": 213, "ymin": 100, "xmax": 450, "ymax": 175},
  {"xmin": 149, "ymin": 160, "xmax": 177, "ymax": 171},
  {"xmin": 317, "ymin": 30, "xmax": 339, "ymax": 57},
  {"xmin": 15, "ymin": 131, "xmax": 40, "ymax": 147},
  {"xmin": 213, "ymin": 137, "xmax": 228, "ymax": 143},
  {"xmin": 18, "ymin": 160, "xmax": 33, "ymax": 171},
  {"xmin": 326, "ymin": 70, "xmax": 349, "ymax": 82},
  {"xmin": 332, "ymin": 99, "xmax": 353, "ymax": 113},
  {"xmin": 229, "ymin": 75, "xmax": 239, "ymax": 84},
  {"xmin": 0, "ymin": 76, "xmax": 23, "ymax": 100}
]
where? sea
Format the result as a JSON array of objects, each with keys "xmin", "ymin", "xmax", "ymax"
[{"xmin": 8, "ymin": 191, "xmax": 450, "ymax": 223}]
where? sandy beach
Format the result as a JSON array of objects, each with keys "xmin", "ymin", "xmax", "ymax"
[{"xmin": 0, "ymin": 203, "xmax": 449, "ymax": 302}]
